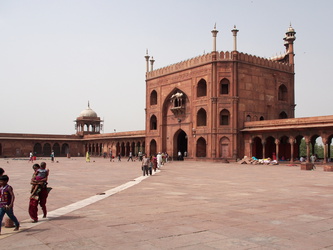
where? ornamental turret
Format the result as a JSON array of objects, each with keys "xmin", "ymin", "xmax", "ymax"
[
  {"xmin": 283, "ymin": 24, "xmax": 296, "ymax": 64},
  {"xmin": 74, "ymin": 102, "xmax": 103, "ymax": 136}
]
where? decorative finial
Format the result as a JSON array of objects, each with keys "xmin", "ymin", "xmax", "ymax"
[
  {"xmin": 146, "ymin": 49, "xmax": 148, "ymax": 55},
  {"xmin": 214, "ymin": 23, "xmax": 216, "ymax": 30},
  {"xmin": 88, "ymin": 101, "xmax": 90, "ymax": 108}
]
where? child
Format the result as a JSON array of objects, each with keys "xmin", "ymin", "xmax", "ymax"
[
  {"xmin": 0, "ymin": 175, "xmax": 20, "ymax": 234},
  {"xmin": 31, "ymin": 163, "xmax": 49, "ymax": 199}
]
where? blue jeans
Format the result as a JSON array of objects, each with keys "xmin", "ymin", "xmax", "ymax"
[{"xmin": 0, "ymin": 207, "xmax": 19, "ymax": 230}]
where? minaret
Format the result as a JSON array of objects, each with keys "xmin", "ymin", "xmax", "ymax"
[
  {"xmin": 211, "ymin": 23, "xmax": 219, "ymax": 52},
  {"xmin": 231, "ymin": 25, "xmax": 239, "ymax": 51},
  {"xmin": 150, "ymin": 56, "xmax": 155, "ymax": 71},
  {"xmin": 285, "ymin": 24, "xmax": 296, "ymax": 65},
  {"xmin": 144, "ymin": 49, "xmax": 150, "ymax": 72}
]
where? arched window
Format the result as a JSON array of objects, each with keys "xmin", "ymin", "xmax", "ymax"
[
  {"xmin": 150, "ymin": 90, "xmax": 157, "ymax": 105},
  {"xmin": 259, "ymin": 116, "xmax": 265, "ymax": 120},
  {"xmin": 197, "ymin": 108, "xmax": 207, "ymax": 126},
  {"xmin": 279, "ymin": 111, "xmax": 288, "ymax": 119},
  {"xmin": 196, "ymin": 137, "xmax": 206, "ymax": 157},
  {"xmin": 278, "ymin": 84, "xmax": 288, "ymax": 101},
  {"xmin": 246, "ymin": 115, "xmax": 251, "ymax": 121},
  {"xmin": 220, "ymin": 109, "xmax": 230, "ymax": 125},
  {"xmin": 150, "ymin": 115, "xmax": 157, "ymax": 130},
  {"xmin": 220, "ymin": 78, "xmax": 230, "ymax": 95},
  {"xmin": 197, "ymin": 79, "xmax": 207, "ymax": 97}
]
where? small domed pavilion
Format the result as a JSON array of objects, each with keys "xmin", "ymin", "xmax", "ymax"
[{"xmin": 75, "ymin": 102, "xmax": 103, "ymax": 136}]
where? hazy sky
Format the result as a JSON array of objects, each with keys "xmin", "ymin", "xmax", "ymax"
[{"xmin": 1, "ymin": 0, "xmax": 332, "ymax": 135}]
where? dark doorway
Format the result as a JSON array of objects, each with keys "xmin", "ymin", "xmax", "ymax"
[
  {"xmin": 175, "ymin": 130, "xmax": 188, "ymax": 160},
  {"xmin": 150, "ymin": 139, "xmax": 157, "ymax": 156}
]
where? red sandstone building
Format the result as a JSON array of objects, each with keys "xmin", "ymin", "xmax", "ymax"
[{"xmin": 1, "ymin": 25, "xmax": 333, "ymax": 163}]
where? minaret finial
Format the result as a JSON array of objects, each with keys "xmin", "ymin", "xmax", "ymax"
[
  {"xmin": 145, "ymin": 49, "xmax": 150, "ymax": 73},
  {"xmin": 150, "ymin": 56, "xmax": 155, "ymax": 71},
  {"xmin": 88, "ymin": 101, "xmax": 90, "ymax": 108},
  {"xmin": 231, "ymin": 25, "xmax": 239, "ymax": 51},
  {"xmin": 211, "ymin": 23, "xmax": 219, "ymax": 52}
]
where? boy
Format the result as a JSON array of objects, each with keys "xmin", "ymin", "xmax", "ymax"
[{"xmin": 0, "ymin": 175, "xmax": 20, "ymax": 234}]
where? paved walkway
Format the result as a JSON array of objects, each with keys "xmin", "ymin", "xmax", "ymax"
[{"xmin": 0, "ymin": 157, "xmax": 333, "ymax": 249}]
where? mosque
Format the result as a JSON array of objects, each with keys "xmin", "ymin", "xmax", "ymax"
[{"xmin": 1, "ymin": 25, "xmax": 333, "ymax": 163}]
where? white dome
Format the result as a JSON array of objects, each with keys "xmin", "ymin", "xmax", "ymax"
[{"xmin": 79, "ymin": 107, "xmax": 98, "ymax": 118}]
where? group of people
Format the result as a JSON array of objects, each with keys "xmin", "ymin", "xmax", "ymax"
[
  {"xmin": 29, "ymin": 151, "xmax": 55, "ymax": 163},
  {"xmin": 141, "ymin": 152, "xmax": 167, "ymax": 176},
  {"xmin": 0, "ymin": 161, "xmax": 50, "ymax": 234}
]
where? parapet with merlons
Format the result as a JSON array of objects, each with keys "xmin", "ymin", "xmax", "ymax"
[{"xmin": 146, "ymin": 51, "xmax": 294, "ymax": 79}]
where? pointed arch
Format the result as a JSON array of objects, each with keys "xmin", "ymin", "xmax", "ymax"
[
  {"xmin": 197, "ymin": 79, "xmax": 207, "ymax": 97},
  {"xmin": 196, "ymin": 137, "xmax": 206, "ymax": 157},
  {"xmin": 220, "ymin": 78, "xmax": 230, "ymax": 95},
  {"xmin": 150, "ymin": 115, "xmax": 157, "ymax": 130},
  {"xmin": 150, "ymin": 139, "xmax": 157, "ymax": 156},
  {"xmin": 279, "ymin": 135, "xmax": 291, "ymax": 160},
  {"xmin": 53, "ymin": 143, "xmax": 60, "ymax": 156},
  {"xmin": 173, "ymin": 129, "xmax": 188, "ymax": 159},
  {"xmin": 252, "ymin": 137, "xmax": 263, "ymax": 159},
  {"xmin": 220, "ymin": 137, "xmax": 231, "ymax": 158},
  {"xmin": 162, "ymin": 88, "xmax": 189, "ymax": 117},
  {"xmin": 33, "ymin": 143, "xmax": 42, "ymax": 156},
  {"xmin": 197, "ymin": 108, "xmax": 207, "ymax": 126},
  {"xmin": 220, "ymin": 109, "xmax": 230, "ymax": 125},
  {"xmin": 43, "ymin": 143, "xmax": 51, "ymax": 157},
  {"xmin": 150, "ymin": 90, "xmax": 157, "ymax": 105},
  {"xmin": 279, "ymin": 111, "xmax": 288, "ymax": 119},
  {"xmin": 278, "ymin": 84, "xmax": 288, "ymax": 101},
  {"xmin": 265, "ymin": 136, "xmax": 276, "ymax": 159}
]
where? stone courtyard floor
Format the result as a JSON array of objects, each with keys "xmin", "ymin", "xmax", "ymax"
[{"xmin": 0, "ymin": 157, "xmax": 333, "ymax": 249}]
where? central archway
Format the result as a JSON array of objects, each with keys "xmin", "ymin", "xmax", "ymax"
[{"xmin": 174, "ymin": 129, "xmax": 188, "ymax": 160}]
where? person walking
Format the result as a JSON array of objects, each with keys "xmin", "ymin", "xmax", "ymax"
[
  {"xmin": 29, "ymin": 152, "xmax": 34, "ymax": 163},
  {"xmin": 127, "ymin": 151, "xmax": 133, "ymax": 161},
  {"xmin": 29, "ymin": 162, "xmax": 49, "ymax": 223},
  {"xmin": 148, "ymin": 156, "xmax": 153, "ymax": 175},
  {"xmin": 142, "ymin": 154, "xmax": 150, "ymax": 176},
  {"xmin": 0, "ymin": 175, "xmax": 20, "ymax": 234},
  {"xmin": 157, "ymin": 152, "xmax": 162, "ymax": 169},
  {"xmin": 50, "ymin": 151, "xmax": 55, "ymax": 162},
  {"xmin": 86, "ymin": 151, "xmax": 90, "ymax": 163},
  {"xmin": 109, "ymin": 151, "xmax": 113, "ymax": 162},
  {"xmin": 138, "ymin": 151, "xmax": 143, "ymax": 161}
]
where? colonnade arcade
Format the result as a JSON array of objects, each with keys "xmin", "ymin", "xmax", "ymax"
[
  {"xmin": 250, "ymin": 133, "xmax": 333, "ymax": 163},
  {"xmin": 33, "ymin": 142, "xmax": 70, "ymax": 157},
  {"xmin": 85, "ymin": 140, "xmax": 145, "ymax": 157}
]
